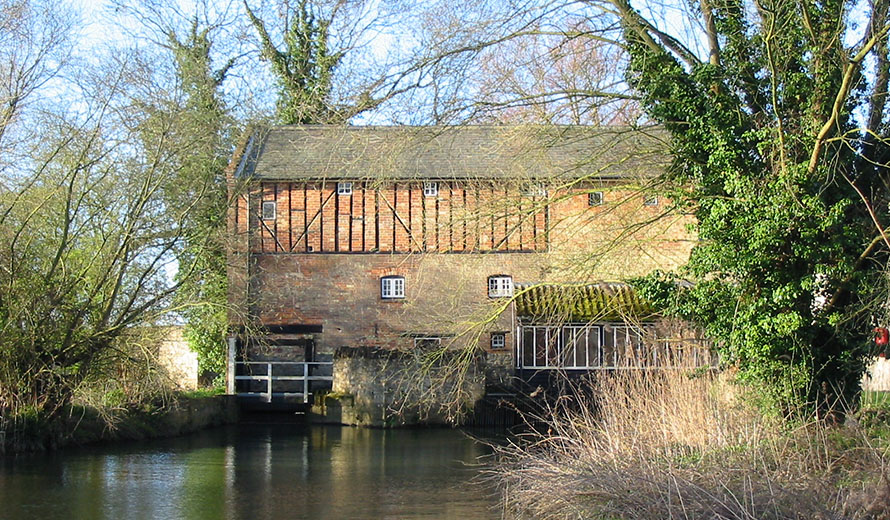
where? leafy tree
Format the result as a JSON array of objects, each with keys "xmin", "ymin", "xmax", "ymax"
[
  {"xmin": 611, "ymin": 0, "xmax": 890, "ymax": 408},
  {"xmin": 166, "ymin": 19, "xmax": 235, "ymax": 379},
  {"xmin": 113, "ymin": 1, "xmax": 239, "ymax": 380}
]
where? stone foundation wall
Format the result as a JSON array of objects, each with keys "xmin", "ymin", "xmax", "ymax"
[{"xmin": 314, "ymin": 346, "xmax": 485, "ymax": 427}]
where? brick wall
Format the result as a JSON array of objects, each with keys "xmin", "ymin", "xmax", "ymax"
[{"xmin": 233, "ymin": 178, "xmax": 694, "ymax": 358}]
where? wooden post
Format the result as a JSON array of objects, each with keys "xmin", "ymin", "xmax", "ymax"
[
  {"xmin": 226, "ymin": 336, "xmax": 236, "ymax": 395},
  {"xmin": 303, "ymin": 363, "xmax": 309, "ymax": 404},
  {"xmin": 266, "ymin": 362, "xmax": 272, "ymax": 403}
]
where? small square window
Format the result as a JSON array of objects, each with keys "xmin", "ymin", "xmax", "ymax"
[
  {"xmin": 337, "ymin": 182, "xmax": 353, "ymax": 196},
  {"xmin": 381, "ymin": 276, "xmax": 405, "ymax": 299},
  {"xmin": 491, "ymin": 333, "xmax": 506, "ymax": 349},
  {"xmin": 488, "ymin": 275, "xmax": 513, "ymax": 298},
  {"xmin": 643, "ymin": 196, "xmax": 658, "ymax": 206},
  {"xmin": 261, "ymin": 201, "xmax": 276, "ymax": 220},
  {"xmin": 423, "ymin": 182, "xmax": 438, "ymax": 197},
  {"xmin": 588, "ymin": 191, "xmax": 604, "ymax": 206}
]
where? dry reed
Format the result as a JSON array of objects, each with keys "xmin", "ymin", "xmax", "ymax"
[{"xmin": 494, "ymin": 368, "xmax": 890, "ymax": 519}]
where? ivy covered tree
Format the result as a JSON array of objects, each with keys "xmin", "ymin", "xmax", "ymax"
[
  {"xmin": 611, "ymin": 0, "xmax": 890, "ymax": 408},
  {"xmin": 165, "ymin": 19, "xmax": 235, "ymax": 380},
  {"xmin": 113, "ymin": 1, "xmax": 238, "ymax": 380},
  {"xmin": 243, "ymin": 0, "xmax": 343, "ymax": 123}
]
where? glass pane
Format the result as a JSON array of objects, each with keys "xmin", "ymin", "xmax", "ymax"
[
  {"xmin": 522, "ymin": 327, "xmax": 535, "ymax": 367},
  {"xmin": 586, "ymin": 327, "xmax": 600, "ymax": 368},
  {"xmin": 547, "ymin": 328, "xmax": 559, "ymax": 367},
  {"xmin": 535, "ymin": 328, "xmax": 547, "ymax": 366},
  {"xmin": 561, "ymin": 328, "xmax": 577, "ymax": 368},
  {"xmin": 602, "ymin": 325, "xmax": 615, "ymax": 368}
]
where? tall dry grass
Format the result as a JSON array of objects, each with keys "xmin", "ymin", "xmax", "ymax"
[{"xmin": 495, "ymin": 368, "xmax": 890, "ymax": 519}]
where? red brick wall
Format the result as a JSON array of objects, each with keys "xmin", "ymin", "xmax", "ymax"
[
  {"xmin": 249, "ymin": 181, "xmax": 549, "ymax": 253},
  {"xmin": 235, "ymin": 179, "xmax": 694, "ymax": 356}
]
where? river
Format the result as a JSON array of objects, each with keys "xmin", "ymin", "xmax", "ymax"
[{"xmin": 0, "ymin": 421, "xmax": 502, "ymax": 520}]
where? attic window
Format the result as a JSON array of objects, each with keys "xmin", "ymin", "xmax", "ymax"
[
  {"xmin": 588, "ymin": 191, "xmax": 604, "ymax": 206},
  {"xmin": 491, "ymin": 333, "xmax": 506, "ymax": 349},
  {"xmin": 337, "ymin": 182, "xmax": 353, "ymax": 195},
  {"xmin": 261, "ymin": 201, "xmax": 276, "ymax": 220},
  {"xmin": 643, "ymin": 196, "xmax": 658, "ymax": 206},
  {"xmin": 381, "ymin": 275, "xmax": 405, "ymax": 299},
  {"xmin": 423, "ymin": 182, "xmax": 438, "ymax": 197},
  {"xmin": 488, "ymin": 275, "xmax": 513, "ymax": 298}
]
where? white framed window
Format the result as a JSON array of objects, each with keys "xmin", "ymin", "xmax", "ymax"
[
  {"xmin": 380, "ymin": 276, "xmax": 405, "ymax": 299},
  {"xmin": 643, "ymin": 195, "xmax": 658, "ymax": 206},
  {"xmin": 414, "ymin": 337, "xmax": 441, "ymax": 349},
  {"xmin": 588, "ymin": 191, "xmax": 604, "ymax": 206},
  {"xmin": 491, "ymin": 333, "xmax": 506, "ymax": 349},
  {"xmin": 488, "ymin": 275, "xmax": 513, "ymax": 298},
  {"xmin": 423, "ymin": 182, "xmax": 438, "ymax": 197},
  {"xmin": 261, "ymin": 201, "xmax": 276, "ymax": 220},
  {"xmin": 337, "ymin": 182, "xmax": 353, "ymax": 195},
  {"xmin": 521, "ymin": 183, "xmax": 547, "ymax": 197}
]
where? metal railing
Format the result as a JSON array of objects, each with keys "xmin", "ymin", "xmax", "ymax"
[{"xmin": 233, "ymin": 361, "xmax": 333, "ymax": 403}]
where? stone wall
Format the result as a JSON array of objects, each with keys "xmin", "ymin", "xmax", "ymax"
[
  {"xmin": 157, "ymin": 327, "xmax": 198, "ymax": 390},
  {"xmin": 313, "ymin": 346, "xmax": 485, "ymax": 427}
]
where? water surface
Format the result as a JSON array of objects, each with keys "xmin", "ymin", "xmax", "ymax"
[{"xmin": 0, "ymin": 422, "xmax": 501, "ymax": 520}]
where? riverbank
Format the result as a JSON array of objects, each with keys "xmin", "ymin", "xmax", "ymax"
[{"xmin": 1, "ymin": 394, "xmax": 238, "ymax": 454}]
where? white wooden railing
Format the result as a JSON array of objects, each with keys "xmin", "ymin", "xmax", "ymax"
[{"xmin": 232, "ymin": 361, "xmax": 333, "ymax": 403}]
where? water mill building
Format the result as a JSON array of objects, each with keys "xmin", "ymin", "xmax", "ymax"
[{"xmin": 225, "ymin": 125, "xmax": 713, "ymax": 424}]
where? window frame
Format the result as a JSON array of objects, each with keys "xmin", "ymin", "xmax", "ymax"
[
  {"xmin": 488, "ymin": 275, "xmax": 514, "ymax": 298},
  {"xmin": 588, "ymin": 191, "xmax": 604, "ymax": 206},
  {"xmin": 337, "ymin": 182, "xmax": 353, "ymax": 196},
  {"xmin": 643, "ymin": 195, "xmax": 658, "ymax": 206},
  {"xmin": 521, "ymin": 183, "xmax": 547, "ymax": 198},
  {"xmin": 261, "ymin": 201, "xmax": 276, "ymax": 220},
  {"xmin": 380, "ymin": 275, "xmax": 406, "ymax": 300},
  {"xmin": 490, "ymin": 332, "xmax": 506, "ymax": 350},
  {"xmin": 423, "ymin": 181, "xmax": 438, "ymax": 197}
]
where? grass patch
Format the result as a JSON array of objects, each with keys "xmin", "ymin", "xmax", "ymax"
[
  {"xmin": 861, "ymin": 390, "xmax": 890, "ymax": 410},
  {"xmin": 178, "ymin": 387, "xmax": 225, "ymax": 399}
]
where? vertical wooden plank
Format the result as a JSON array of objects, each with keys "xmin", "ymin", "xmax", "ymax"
[
  {"xmin": 489, "ymin": 185, "xmax": 496, "ymax": 251},
  {"xmin": 334, "ymin": 183, "xmax": 340, "ymax": 252},
  {"xmin": 348, "ymin": 188, "xmax": 354, "ymax": 252},
  {"xmin": 302, "ymin": 184, "xmax": 309, "ymax": 252},
  {"xmin": 448, "ymin": 182, "xmax": 454, "ymax": 251},
  {"xmin": 374, "ymin": 188, "xmax": 382, "ymax": 251},
  {"xmin": 393, "ymin": 183, "xmax": 406, "ymax": 252},
  {"xmin": 434, "ymin": 191, "xmax": 440, "ymax": 252},
  {"xmin": 322, "ymin": 182, "xmax": 337, "ymax": 252}
]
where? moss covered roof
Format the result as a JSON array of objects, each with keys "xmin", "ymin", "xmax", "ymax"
[
  {"xmin": 514, "ymin": 283, "xmax": 657, "ymax": 322},
  {"xmin": 235, "ymin": 125, "xmax": 669, "ymax": 181}
]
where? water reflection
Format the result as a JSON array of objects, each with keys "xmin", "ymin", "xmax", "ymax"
[{"xmin": 0, "ymin": 423, "xmax": 499, "ymax": 520}]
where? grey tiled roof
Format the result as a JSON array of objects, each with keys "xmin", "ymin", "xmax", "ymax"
[{"xmin": 235, "ymin": 125, "xmax": 669, "ymax": 181}]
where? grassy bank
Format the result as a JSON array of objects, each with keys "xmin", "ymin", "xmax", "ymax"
[
  {"xmin": 1, "ymin": 393, "xmax": 237, "ymax": 454},
  {"xmin": 494, "ymin": 370, "xmax": 890, "ymax": 519}
]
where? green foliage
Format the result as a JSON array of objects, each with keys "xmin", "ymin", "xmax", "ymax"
[
  {"xmin": 162, "ymin": 19, "xmax": 235, "ymax": 379},
  {"xmin": 244, "ymin": 0, "xmax": 342, "ymax": 124},
  {"xmin": 620, "ymin": 0, "xmax": 885, "ymax": 408}
]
